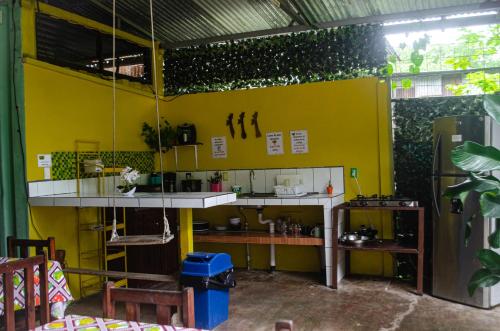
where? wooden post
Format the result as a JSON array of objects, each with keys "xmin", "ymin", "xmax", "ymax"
[{"xmin": 179, "ymin": 208, "xmax": 193, "ymax": 261}]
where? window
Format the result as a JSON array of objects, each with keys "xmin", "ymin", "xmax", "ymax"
[{"xmin": 36, "ymin": 13, "xmax": 151, "ymax": 84}]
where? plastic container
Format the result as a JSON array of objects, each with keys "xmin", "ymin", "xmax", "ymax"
[{"xmin": 180, "ymin": 252, "xmax": 235, "ymax": 329}]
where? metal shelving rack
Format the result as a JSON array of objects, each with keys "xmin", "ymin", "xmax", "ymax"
[
  {"xmin": 74, "ymin": 140, "xmax": 128, "ymax": 297},
  {"xmin": 332, "ymin": 203, "xmax": 424, "ymax": 295}
]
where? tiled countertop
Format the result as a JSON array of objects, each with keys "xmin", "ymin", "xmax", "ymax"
[
  {"xmin": 29, "ymin": 192, "xmax": 238, "ymax": 209},
  {"xmin": 29, "ymin": 192, "xmax": 344, "ymax": 209}
]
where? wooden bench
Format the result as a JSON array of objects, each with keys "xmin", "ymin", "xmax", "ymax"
[{"xmin": 103, "ymin": 281, "xmax": 195, "ymax": 327}]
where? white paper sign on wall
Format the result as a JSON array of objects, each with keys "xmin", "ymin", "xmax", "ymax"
[
  {"xmin": 211, "ymin": 136, "xmax": 227, "ymax": 158},
  {"xmin": 266, "ymin": 132, "xmax": 284, "ymax": 155},
  {"xmin": 290, "ymin": 130, "xmax": 309, "ymax": 154}
]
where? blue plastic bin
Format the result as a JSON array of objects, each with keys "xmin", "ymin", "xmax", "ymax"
[{"xmin": 181, "ymin": 252, "xmax": 235, "ymax": 330}]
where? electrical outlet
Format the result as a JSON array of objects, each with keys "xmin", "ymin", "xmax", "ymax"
[{"xmin": 350, "ymin": 168, "xmax": 358, "ymax": 179}]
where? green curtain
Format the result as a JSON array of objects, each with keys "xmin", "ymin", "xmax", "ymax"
[{"xmin": 0, "ymin": 0, "xmax": 28, "ymax": 255}]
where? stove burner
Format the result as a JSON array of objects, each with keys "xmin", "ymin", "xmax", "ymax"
[{"xmin": 350, "ymin": 194, "xmax": 418, "ymax": 207}]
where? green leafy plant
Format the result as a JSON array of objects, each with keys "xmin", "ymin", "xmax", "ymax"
[
  {"xmin": 141, "ymin": 119, "xmax": 176, "ymax": 152},
  {"xmin": 443, "ymin": 94, "xmax": 500, "ymax": 296},
  {"xmin": 208, "ymin": 171, "xmax": 222, "ymax": 184},
  {"xmin": 164, "ymin": 25, "xmax": 386, "ymax": 95}
]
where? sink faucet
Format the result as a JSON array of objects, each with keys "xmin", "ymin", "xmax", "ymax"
[{"xmin": 249, "ymin": 170, "xmax": 255, "ymax": 194}]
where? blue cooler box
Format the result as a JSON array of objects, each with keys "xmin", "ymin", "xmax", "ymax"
[{"xmin": 181, "ymin": 252, "xmax": 235, "ymax": 330}]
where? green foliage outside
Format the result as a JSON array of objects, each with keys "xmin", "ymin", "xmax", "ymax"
[{"xmin": 388, "ymin": 24, "xmax": 499, "ymax": 95}]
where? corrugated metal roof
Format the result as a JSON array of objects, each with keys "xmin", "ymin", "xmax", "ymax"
[{"xmin": 44, "ymin": 0, "xmax": 496, "ymax": 47}]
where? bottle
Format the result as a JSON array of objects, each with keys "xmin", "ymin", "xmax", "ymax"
[{"xmin": 327, "ymin": 180, "xmax": 333, "ymax": 197}]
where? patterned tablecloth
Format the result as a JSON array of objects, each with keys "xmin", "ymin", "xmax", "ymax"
[
  {"xmin": 0, "ymin": 257, "xmax": 73, "ymax": 318},
  {"xmin": 36, "ymin": 315, "xmax": 206, "ymax": 331}
]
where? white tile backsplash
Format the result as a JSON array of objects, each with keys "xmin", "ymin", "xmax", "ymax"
[
  {"xmin": 251, "ymin": 170, "xmax": 266, "ymax": 193},
  {"xmin": 265, "ymin": 169, "xmax": 281, "ymax": 193},
  {"xmin": 221, "ymin": 170, "xmax": 235, "ymax": 192},
  {"xmin": 313, "ymin": 168, "xmax": 331, "ymax": 193},
  {"xmin": 330, "ymin": 167, "xmax": 344, "ymax": 194},
  {"xmin": 235, "ymin": 170, "xmax": 251, "ymax": 193},
  {"xmin": 297, "ymin": 168, "xmax": 314, "ymax": 192},
  {"xmin": 53, "ymin": 180, "xmax": 69, "ymax": 195},
  {"xmin": 280, "ymin": 168, "xmax": 297, "ymax": 175}
]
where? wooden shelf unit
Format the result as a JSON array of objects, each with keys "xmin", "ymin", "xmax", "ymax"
[
  {"xmin": 332, "ymin": 203, "xmax": 424, "ymax": 295},
  {"xmin": 194, "ymin": 231, "xmax": 324, "ymax": 246}
]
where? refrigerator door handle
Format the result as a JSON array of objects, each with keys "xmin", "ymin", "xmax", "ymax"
[{"xmin": 433, "ymin": 133, "xmax": 441, "ymax": 217}]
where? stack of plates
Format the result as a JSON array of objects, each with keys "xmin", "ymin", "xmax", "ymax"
[{"xmin": 193, "ymin": 221, "xmax": 209, "ymax": 233}]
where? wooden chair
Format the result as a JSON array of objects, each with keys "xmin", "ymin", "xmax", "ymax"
[
  {"xmin": 0, "ymin": 254, "xmax": 50, "ymax": 331},
  {"xmin": 7, "ymin": 236, "xmax": 56, "ymax": 261},
  {"xmin": 102, "ymin": 282, "xmax": 195, "ymax": 328},
  {"xmin": 275, "ymin": 320, "xmax": 294, "ymax": 331}
]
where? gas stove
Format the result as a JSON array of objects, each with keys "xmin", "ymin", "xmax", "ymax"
[{"xmin": 349, "ymin": 194, "xmax": 418, "ymax": 207}]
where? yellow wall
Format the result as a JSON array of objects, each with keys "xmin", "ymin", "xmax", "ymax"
[
  {"xmin": 24, "ymin": 61, "xmax": 159, "ymax": 298},
  {"xmin": 162, "ymin": 78, "xmax": 394, "ymax": 275},
  {"xmin": 21, "ymin": 0, "xmax": 394, "ymax": 284}
]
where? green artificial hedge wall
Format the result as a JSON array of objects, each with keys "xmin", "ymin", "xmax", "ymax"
[
  {"xmin": 393, "ymin": 96, "xmax": 485, "ymax": 207},
  {"xmin": 392, "ymin": 95, "xmax": 485, "ymax": 283},
  {"xmin": 164, "ymin": 24, "xmax": 386, "ymax": 95}
]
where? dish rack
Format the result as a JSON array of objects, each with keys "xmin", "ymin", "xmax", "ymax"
[{"xmin": 274, "ymin": 185, "xmax": 306, "ymax": 197}]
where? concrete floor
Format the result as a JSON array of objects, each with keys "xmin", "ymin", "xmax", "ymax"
[{"xmin": 66, "ymin": 270, "xmax": 500, "ymax": 331}]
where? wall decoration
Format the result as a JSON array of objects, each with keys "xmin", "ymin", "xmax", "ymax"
[
  {"xmin": 266, "ymin": 132, "xmax": 284, "ymax": 155},
  {"xmin": 51, "ymin": 151, "xmax": 155, "ymax": 180},
  {"xmin": 290, "ymin": 130, "xmax": 309, "ymax": 154},
  {"xmin": 211, "ymin": 136, "xmax": 227, "ymax": 159},
  {"xmin": 251, "ymin": 112, "xmax": 262, "ymax": 138},
  {"xmin": 164, "ymin": 24, "xmax": 386, "ymax": 95},
  {"xmin": 226, "ymin": 113, "xmax": 235, "ymax": 139},
  {"xmin": 238, "ymin": 112, "xmax": 247, "ymax": 139}
]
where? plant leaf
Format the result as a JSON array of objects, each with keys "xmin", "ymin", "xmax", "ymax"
[
  {"xmin": 476, "ymin": 249, "xmax": 500, "ymax": 270},
  {"xmin": 489, "ymin": 228, "xmax": 500, "ymax": 249},
  {"xmin": 401, "ymin": 78, "xmax": 412, "ymax": 89},
  {"xmin": 451, "ymin": 141, "xmax": 500, "ymax": 172},
  {"xmin": 480, "ymin": 191, "xmax": 500, "ymax": 218},
  {"xmin": 468, "ymin": 268, "xmax": 500, "ymax": 296},
  {"xmin": 443, "ymin": 176, "xmax": 500, "ymax": 198},
  {"xmin": 483, "ymin": 94, "xmax": 500, "ymax": 124}
]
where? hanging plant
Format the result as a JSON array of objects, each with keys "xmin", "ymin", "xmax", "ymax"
[{"xmin": 141, "ymin": 119, "xmax": 176, "ymax": 152}]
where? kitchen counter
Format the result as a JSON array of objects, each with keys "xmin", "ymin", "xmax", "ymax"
[
  {"xmin": 232, "ymin": 193, "xmax": 343, "ymax": 207},
  {"xmin": 28, "ymin": 192, "xmax": 237, "ymax": 209}
]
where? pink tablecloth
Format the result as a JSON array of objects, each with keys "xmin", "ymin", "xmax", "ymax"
[
  {"xmin": 36, "ymin": 315, "xmax": 206, "ymax": 330},
  {"xmin": 0, "ymin": 257, "xmax": 73, "ymax": 318}
]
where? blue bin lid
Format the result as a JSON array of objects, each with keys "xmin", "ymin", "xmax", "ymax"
[{"xmin": 181, "ymin": 252, "xmax": 233, "ymax": 277}]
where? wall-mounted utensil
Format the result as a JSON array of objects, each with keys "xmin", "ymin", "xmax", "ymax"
[
  {"xmin": 226, "ymin": 113, "xmax": 235, "ymax": 139},
  {"xmin": 251, "ymin": 111, "xmax": 262, "ymax": 138},
  {"xmin": 238, "ymin": 112, "xmax": 247, "ymax": 139}
]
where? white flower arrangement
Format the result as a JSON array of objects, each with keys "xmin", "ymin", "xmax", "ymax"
[{"xmin": 118, "ymin": 166, "xmax": 140, "ymax": 193}]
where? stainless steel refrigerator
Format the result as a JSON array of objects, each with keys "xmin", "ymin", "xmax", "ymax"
[{"xmin": 432, "ymin": 115, "xmax": 500, "ymax": 308}]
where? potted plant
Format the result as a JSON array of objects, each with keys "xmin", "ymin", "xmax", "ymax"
[
  {"xmin": 209, "ymin": 171, "xmax": 223, "ymax": 192},
  {"xmin": 117, "ymin": 166, "xmax": 140, "ymax": 196},
  {"xmin": 141, "ymin": 119, "xmax": 176, "ymax": 152}
]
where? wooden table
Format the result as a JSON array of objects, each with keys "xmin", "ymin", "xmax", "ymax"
[
  {"xmin": 332, "ymin": 203, "xmax": 424, "ymax": 294},
  {"xmin": 36, "ymin": 314, "xmax": 207, "ymax": 330}
]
